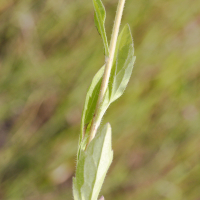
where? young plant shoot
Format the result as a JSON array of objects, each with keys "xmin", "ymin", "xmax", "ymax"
[{"xmin": 73, "ymin": 0, "xmax": 136, "ymax": 199}]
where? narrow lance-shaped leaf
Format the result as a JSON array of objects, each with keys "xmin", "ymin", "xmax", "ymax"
[
  {"xmin": 73, "ymin": 123, "xmax": 113, "ymax": 200},
  {"xmin": 78, "ymin": 66, "xmax": 105, "ymax": 156},
  {"xmin": 109, "ymin": 24, "xmax": 136, "ymax": 103},
  {"xmin": 93, "ymin": 0, "xmax": 109, "ymax": 56},
  {"xmin": 78, "ymin": 64, "xmax": 111, "ymax": 160}
]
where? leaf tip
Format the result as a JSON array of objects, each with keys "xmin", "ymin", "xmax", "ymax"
[{"xmin": 105, "ymin": 122, "xmax": 111, "ymax": 131}]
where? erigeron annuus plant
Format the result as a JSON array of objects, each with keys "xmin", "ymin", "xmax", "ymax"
[{"xmin": 73, "ymin": 0, "xmax": 136, "ymax": 199}]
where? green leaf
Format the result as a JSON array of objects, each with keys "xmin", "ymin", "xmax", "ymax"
[
  {"xmin": 109, "ymin": 24, "xmax": 136, "ymax": 103},
  {"xmin": 73, "ymin": 123, "xmax": 113, "ymax": 200},
  {"xmin": 93, "ymin": 0, "xmax": 109, "ymax": 56},
  {"xmin": 78, "ymin": 65, "xmax": 111, "ymax": 161},
  {"xmin": 79, "ymin": 66, "xmax": 105, "ymax": 151}
]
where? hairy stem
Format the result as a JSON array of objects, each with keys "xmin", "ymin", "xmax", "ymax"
[{"xmin": 87, "ymin": 0, "xmax": 126, "ymax": 145}]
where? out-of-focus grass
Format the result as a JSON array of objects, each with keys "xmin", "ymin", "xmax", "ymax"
[{"xmin": 0, "ymin": 0, "xmax": 200, "ymax": 199}]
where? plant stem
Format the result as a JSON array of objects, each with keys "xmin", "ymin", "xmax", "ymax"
[{"xmin": 87, "ymin": 0, "xmax": 126, "ymax": 145}]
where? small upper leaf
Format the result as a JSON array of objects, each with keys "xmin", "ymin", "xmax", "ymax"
[
  {"xmin": 78, "ymin": 65, "xmax": 111, "ymax": 160},
  {"xmin": 79, "ymin": 66, "xmax": 105, "ymax": 150},
  {"xmin": 93, "ymin": 0, "xmax": 109, "ymax": 56},
  {"xmin": 109, "ymin": 24, "xmax": 136, "ymax": 103},
  {"xmin": 73, "ymin": 123, "xmax": 113, "ymax": 200}
]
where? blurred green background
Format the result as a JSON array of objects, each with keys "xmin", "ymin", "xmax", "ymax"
[{"xmin": 0, "ymin": 0, "xmax": 200, "ymax": 199}]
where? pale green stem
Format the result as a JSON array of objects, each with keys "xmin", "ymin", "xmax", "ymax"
[{"xmin": 87, "ymin": 0, "xmax": 126, "ymax": 145}]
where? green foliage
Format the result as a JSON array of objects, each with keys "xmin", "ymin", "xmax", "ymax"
[
  {"xmin": 73, "ymin": 0, "xmax": 136, "ymax": 199},
  {"xmin": 73, "ymin": 124, "xmax": 113, "ymax": 200},
  {"xmin": 78, "ymin": 25, "xmax": 135, "ymax": 153},
  {"xmin": 109, "ymin": 24, "xmax": 136, "ymax": 103},
  {"xmin": 1, "ymin": 0, "xmax": 200, "ymax": 199},
  {"xmin": 93, "ymin": 0, "xmax": 109, "ymax": 56},
  {"xmin": 79, "ymin": 65, "xmax": 105, "ymax": 155}
]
